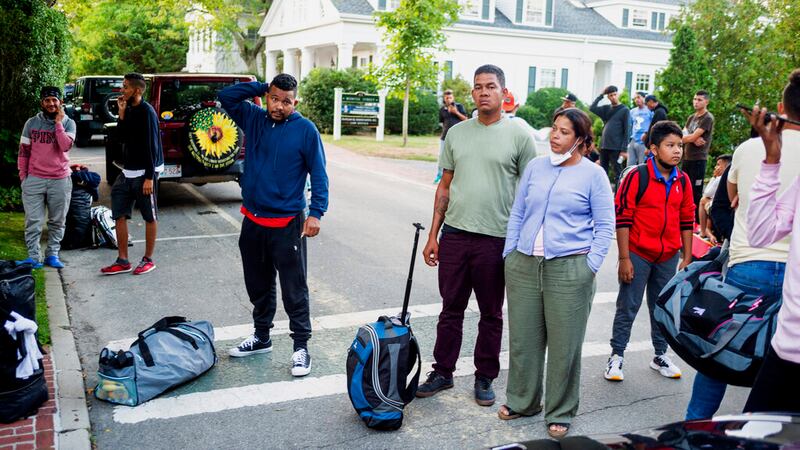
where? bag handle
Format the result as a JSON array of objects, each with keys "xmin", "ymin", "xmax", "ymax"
[
  {"xmin": 134, "ymin": 317, "xmax": 195, "ymax": 367},
  {"xmin": 700, "ymin": 315, "xmax": 752, "ymax": 359},
  {"xmin": 400, "ymin": 334, "xmax": 422, "ymax": 404}
]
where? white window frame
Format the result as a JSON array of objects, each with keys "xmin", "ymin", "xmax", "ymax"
[
  {"xmin": 524, "ymin": 0, "xmax": 546, "ymax": 26},
  {"xmin": 631, "ymin": 9, "xmax": 648, "ymax": 29},
  {"xmin": 635, "ymin": 73, "xmax": 651, "ymax": 93},
  {"xmin": 460, "ymin": 0, "xmax": 482, "ymax": 19},
  {"xmin": 387, "ymin": 0, "xmax": 401, "ymax": 10},
  {"xmin": 539, "ymin": 68, "xmax": 557, "ymax": 89}
]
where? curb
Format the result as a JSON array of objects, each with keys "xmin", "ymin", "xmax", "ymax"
[{"xmin": 45, "ymin": 268, "xmax": 91, "ymax": 450}]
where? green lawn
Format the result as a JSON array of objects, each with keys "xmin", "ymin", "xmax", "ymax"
[
  {"xmin": 0, "ymin": 212, "xmax": 50, "ymax": 345},
  {"xmin": 322, "ymin": 133, "xmax": 440, "ymax": 162}
]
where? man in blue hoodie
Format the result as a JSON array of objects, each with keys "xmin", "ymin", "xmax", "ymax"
[{"xmin": 218, "ymin": 74, "xmax": 329, "ymax": 377}]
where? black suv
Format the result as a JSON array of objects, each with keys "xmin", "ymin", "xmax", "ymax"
[
  {"xmin": 64, "ymin": 76, "xmax": 123, "ymax": 147},
  {"xmin": 104, "ymin": 73, "xmax": 260, "ymax": 185}
]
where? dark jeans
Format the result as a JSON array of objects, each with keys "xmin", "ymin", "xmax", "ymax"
[
  {"xmin": 681, "ymin": 159, "xmax": 707, "ymax": 220},
  {"xmin": 600, "ymin": 148, "xmax": 622, "ymax": 185},
  {"xmin": 239, "ymin": 214, "xmax": 310, "ymax": 350},
  {"xmin": 744, "ymin": 345, "xmax": 800, "ymax": 413},
  {"xmin": 610, "ymin": 252, "xmax": 678, "ymax": 356},
  {"xmin": 685, "ymin": 260, "xmax": 786, "ymax": 420},
  {"xmin": 432, "ymin": 231, "xmax": 505, "ymax": 380}
]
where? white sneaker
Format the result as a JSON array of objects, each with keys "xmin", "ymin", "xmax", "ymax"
[
  {"xmin": 650, "ymin": 354, "xmax": 682, "ymax": 378},
  {"xmin": 604, "ymin": 354, "xmax": 624, "ymax": 381},
  {"xmin": 291, "ymin": 348, "xmax": 312, "ymax": 377},
  {"xmin": 228, "ymin": 335, "xmax": 272, "ymax": 357}
]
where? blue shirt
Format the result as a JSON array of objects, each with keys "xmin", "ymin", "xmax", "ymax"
[
  {"xmin": 504, "ymin": 156, "xmax": 616, "ymax": 273},
  {"xmin": 630, "ymin": 106, "xmax": 654, "ymax": 141},
  {"xmin": 649, "ymin": 156, "xmax": 679, "ymax": 193}
]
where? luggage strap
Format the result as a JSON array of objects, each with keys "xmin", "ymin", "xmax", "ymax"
[
  {"xmin": 135, "ymin": 317, "xmax": 199, "ymax": 367},
  {"xmin": 700, "ymin": 315, "xmax": 752, "ymax": 359},
  {"xmin": 399, "ymin": 333, "xmax": 422, "ymax": 404}
]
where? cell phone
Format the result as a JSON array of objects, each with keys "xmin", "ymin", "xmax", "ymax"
[{"xmin": 736, "ymin": 103, "xmax": 800, "ymax": 126}]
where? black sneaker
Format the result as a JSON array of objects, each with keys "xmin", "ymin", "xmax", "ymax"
[
  {"xmin": 415, "ymin": 371, "xmax": 454, "ymax": 398},
  {"xmin": 291, "ymin": 348, "xmax": 312, "ymax": 377},
  {"xmin": 228, "ymin": 335, "xmax": 272, "ymax": 357},
  {"xmin": 474, "ymin": 375, "xmax": 495, "ymax": 406}
]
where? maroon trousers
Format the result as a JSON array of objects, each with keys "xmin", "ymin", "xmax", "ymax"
[{"xmin": 432, "ymin": 231, "xmax": 505, "ymax": 380}]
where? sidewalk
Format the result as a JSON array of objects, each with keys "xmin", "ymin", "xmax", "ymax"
[{"xmin": 0, "ymin": 268, "xmax": 91, "ymax": 450}]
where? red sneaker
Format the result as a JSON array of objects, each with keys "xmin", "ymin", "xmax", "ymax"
[
  {"xmin": 133, "ymin": 258, "xmax": 156, "ymax": 275},
  {"xmin": 100, "ymin": 260, "xmax": 132, "ymax": 275}
]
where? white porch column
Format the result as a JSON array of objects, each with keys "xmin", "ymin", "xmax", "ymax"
[
  {"xmin": 373, "ymin": 43, "xmax": 386, "ymax": 67},
  {"xmin": 283, "ymin": 48, "xmax": 298, "ymax": 79},
  {"xmin": 337, "ymin": 43, "xmax": 354, "ymax": 70},
  {"xmin": 578, "ymin": 59, "xmax": 597, "ymax": 103},
  {"xmin": 265, "ymin": 50, "xmax": 279, "ymax": 81},
  {"xmin": 300, "ymin": 47, "xmax": 315, "ymax": 80}
]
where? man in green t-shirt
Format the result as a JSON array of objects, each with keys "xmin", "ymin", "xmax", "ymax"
[{"xmin": 416, "ymin": 64, "xmax": 536, "ymax": 407}]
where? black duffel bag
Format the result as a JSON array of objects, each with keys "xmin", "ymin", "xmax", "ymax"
[{"xmin": 0, "ymin": 261, "xmax": 48, "ymax": 423}]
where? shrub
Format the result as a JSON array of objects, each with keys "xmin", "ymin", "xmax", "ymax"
[
  {"xmin": 385, "ymin": 90, "xmax": 440, "ymax": 135},
  {"xmin": 297, "ymin": 67, "xmax": 377, "ymax": 134},
  {"xmin": 0, "ymin": 0, "xmax": 71, "ymax": 210},
  {"xmin": 522, "ymin": 87, "xmax": 579, "ymax": 128},
  {"xmin": 0, "ymin": 186, "xmax": 22, "ymax": 212}
]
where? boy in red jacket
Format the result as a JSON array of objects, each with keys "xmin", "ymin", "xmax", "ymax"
[{"xmin": 605, "ymin": 120, "xmax": 695, "ymax": 382}]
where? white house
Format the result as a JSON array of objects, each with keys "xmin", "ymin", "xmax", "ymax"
[{"xmin": 259, "ymin": 0, "xmax": 686, "ymax": 104}]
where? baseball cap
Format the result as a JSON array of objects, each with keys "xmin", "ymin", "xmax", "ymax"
[
  {"xmin": 644, "ymin": 94, "xmax": 658, "ymax": 103},
  {"xmin": 562, "ymin": 93, "xmax": 578, "ymax": 102},
  {"xmin": 40, "ymin": 86, "xmax": 61, "ymax": 100},
  {"xmin": 502, "ymin": 92, "xmax": 516, "ymax": 112}
]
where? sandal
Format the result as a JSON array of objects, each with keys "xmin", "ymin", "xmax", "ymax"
[
  {"xmin": 497, "ymin": 404, "xmax": 543, "ymax": 421},
  {"xmin": 547, "ymin": 422, "xmax": 570, "ymax": 439}
]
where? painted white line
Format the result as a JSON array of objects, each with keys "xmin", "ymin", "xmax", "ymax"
[
  {"xmin": 328, "ymin": 159, "xmax": 436, "ymax": 191},
  {"xmin": 130, "ymin": 232, "xmax": 239, "ymax": 244},
  {"xmin": 182, "ymin": 184, "xmax": 242, "ymax": 229},
  {"xmin": 112, "ymin": 338, "xmax": 652, "ymax": 424},
  {"xmin": 105, "ymin": 292, "xmax": 620, "ymax": 350}
]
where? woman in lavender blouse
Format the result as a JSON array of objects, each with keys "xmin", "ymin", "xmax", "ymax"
[{"xmin": 498, "ymin": 108, "xmax": 615, "ymax": 438}]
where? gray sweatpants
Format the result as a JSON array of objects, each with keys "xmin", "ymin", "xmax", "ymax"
[
  {"xmin": 21, "ymin": 175, "xmax": 71, "ymax": 260},
  {"xmin": 627, "ymin": 141, "xmax": 647, "ymax": 166}
]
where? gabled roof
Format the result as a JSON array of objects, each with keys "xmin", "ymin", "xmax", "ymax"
[{"xmin": 330, "ymin": 0, "xmax": 673, "ymax": 42}]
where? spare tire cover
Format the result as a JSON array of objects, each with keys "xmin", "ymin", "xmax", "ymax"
[{"xmin": 187, "ymin": 107, "xmax": 242, "ymax": 170}]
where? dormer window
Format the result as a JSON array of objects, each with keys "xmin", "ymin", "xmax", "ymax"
[
  {"xmin": 460, "ymin": 0, "xmax": 491, "ymax": 21},
  {"xmin": 515, "ymin": 0, "xmax": 553, "ymax": 27},
  {"xmin": 622, "ymin": 8, "xmax": 666, "ymax": 31},
  {"xmin": 377, "ymin": 0, "xmax": 401, "ymax": 11},
  {"xmin": 631, "ymin": 9, "xmax": 648, "ymax": 28}
]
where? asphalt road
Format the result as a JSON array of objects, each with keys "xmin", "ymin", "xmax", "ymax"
[{"xmin": 59, "ymin": 140, "xmax": 750, "ymax": 449}]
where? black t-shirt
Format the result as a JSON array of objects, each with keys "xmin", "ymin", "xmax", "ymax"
[{"xmin": 439, "ymin": 102, "xmax": 466, "ymax": 140}]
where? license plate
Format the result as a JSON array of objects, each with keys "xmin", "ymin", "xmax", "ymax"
[
  {"xmin": 160, "ymin": 164, "xmax": 181, "ymax": 179},
  {"xmin": 80, "ymin": 114, "xmax": 93, "ymax": 121}
]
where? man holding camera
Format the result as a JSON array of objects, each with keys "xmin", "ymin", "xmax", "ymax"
[
  {"xmin": 590, "ymin": 86, "xmax": 631, "ymax": 184},
  {"xmin": 435, "ymin": 90, "xmax": 467, "ymax": 184}
]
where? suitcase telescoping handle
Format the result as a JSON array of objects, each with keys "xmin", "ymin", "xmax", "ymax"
[{"xmin": 400, "ymin": 223, "xmax": 425, "ymax": 325}]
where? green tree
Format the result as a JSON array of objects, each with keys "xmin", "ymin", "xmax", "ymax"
[
  {"xmin": 187, "ymin": 0, "xmax": 272, "ymax": 76},
  {"xmin": 372, "ymin": 0, "xmax": 460, "ymax": 146},
  {"xmin": 385, "ymin": 90, "xmax": 440, "ymax": 135},
  {"xmin": 297, "ymin": 68, "xmax": 377, "ymax": 134},
  {"xmin": 63, "ymin": 0, "xmax": 189, "ymax": 76},
  {"xmin": 441, "ymin": 74, "xmax": 474, "ymax": 113},
  {"xmin": 0, "ymin": 0, "xmax": 71, "ymax": 211},
  {"xmin": 520, "ymin": 87, "xmax": 571, "ymax": 128},
  {"xmin": 655, "ymin": 24, "xmax": 715, "ymax": 136}
]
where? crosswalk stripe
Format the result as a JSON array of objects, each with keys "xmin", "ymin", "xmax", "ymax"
[
  {"xmin": 112, "ymin": 337, "xmax": 650, "ymax": 424},
  {"xmin": 105, "ymin": 292, "xmax": 619, "ymax": 351}
]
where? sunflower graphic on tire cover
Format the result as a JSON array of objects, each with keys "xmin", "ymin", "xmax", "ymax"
[{"xmin": 188, "ymin": 107, "xmax": 242, "ymax": 170}]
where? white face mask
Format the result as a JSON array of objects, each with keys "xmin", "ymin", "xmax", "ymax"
[{"xmin": 549, "ymin": 139, "xmax": 582, "ymax": 166}]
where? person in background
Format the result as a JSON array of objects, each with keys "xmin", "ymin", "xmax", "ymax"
[
  {"xmin": 685, "ymin": 71, "xmax": 800, "ymax": 419},
  {"xmin": 435, "ymin": 90, "xmax": 467, "ymax": 184},
  {"xmin": 17, "ymin": 86, "xmax": 76, "ymax": 269},
  {"xmin": 681, "ymin": 90, "xmax": 715, "ymax": 219},
  {"xmin": 642, "ymin": 95, "xmax": 668, "ymax": 155},
  {"xmin": 100, "ymin": 73, "xmax": 163, "ymax": 276},
  {"xmin": 590, "ymin": 86, "xmax": 631, "ymax": 184},
  {"xmin": 605, "ymin": 120, "xmax": 694, "ymax": 383},
  {"xmin": 742, "ymin": 72, "xmax": 800, "ymax": 413},
  {"xmin": 627, "ymin": 91, "xmax": 653, "ymax": 166},
  {"xmin": 698, "ymin": 154, "xmax": 731, "ymax": 242},
  {"xmin": 500, "ymin": 108, "xmax": 614, "ymax": 439},
  {"xmin": 559, "ymin": 93, "xmax": 577, "ymax": 111}
]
